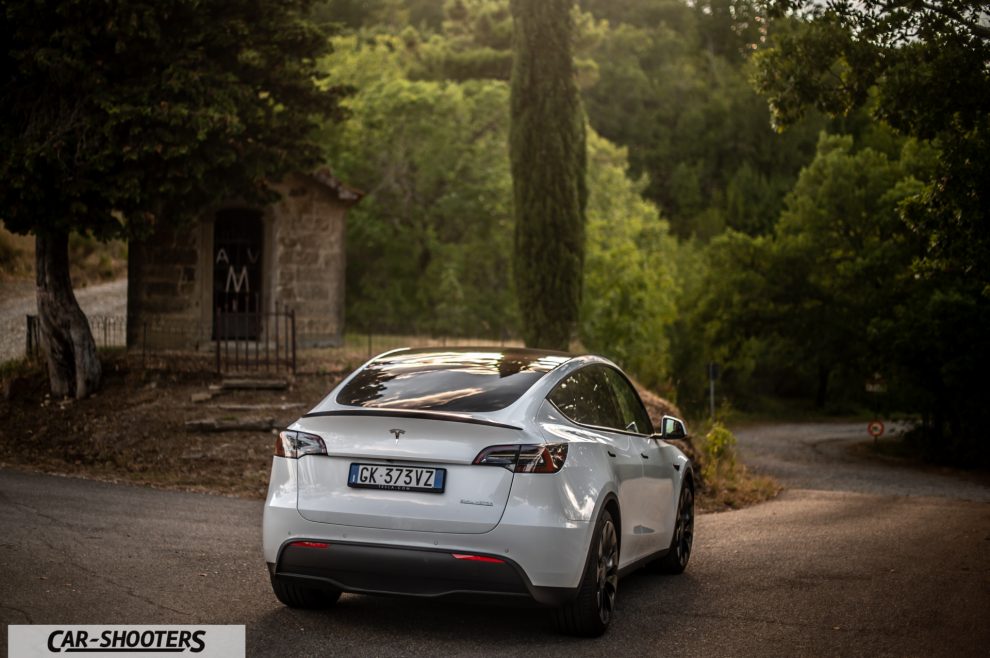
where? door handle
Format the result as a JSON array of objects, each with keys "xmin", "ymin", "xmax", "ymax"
[
  {"xmin": 607, "ymin": 450, "xmax": 616, "ymax": 458},
  {"xmin": 641, "ymin": 452, "xmax": 649, "ymax": 459}
]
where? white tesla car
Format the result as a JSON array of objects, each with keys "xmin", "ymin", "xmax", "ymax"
[{"xmin": 263, "ymin": 347, "xmax": 694, "ymax": 636}]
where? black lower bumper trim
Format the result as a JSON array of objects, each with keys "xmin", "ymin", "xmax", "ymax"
[{"xmin": 274, "ymin": 541, "xmax": 577, "ymax": 607}]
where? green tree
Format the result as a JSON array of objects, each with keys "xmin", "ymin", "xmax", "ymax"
[
  {"xmin": 318, "ymin": 34, "xmax": 517, "ymax": 336},
  {"xmin": 700, "ymin": 134, "xmax": 929, "ymax": 409},
  {"xmin": 1, "ymin": 0, "xmax": 345, "ymax": 397},
  {"xmin": 581, "ymin": 132, "xmax": 678, "ymax": 388},
  {"xmin": 410, "ymin": 0, "xmax": 515, "ymax": 81},
  {"xmin": 510, "ymin": 0, "xmax": 587, "ymax": 350},
  {"xmin": 580, "ymin": 1, "xmax": 824, "ymax": 240},
  {"xmin": 754, "ymin": 0, "xmax": 990, "ymax": 287}
]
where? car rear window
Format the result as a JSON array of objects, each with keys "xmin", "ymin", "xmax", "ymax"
[{"xmin": 336, "ymin": 349, "xmax": 570, "ymax": 413}]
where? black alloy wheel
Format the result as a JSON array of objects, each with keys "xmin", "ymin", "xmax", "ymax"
[
  {"xmin": 672, "ymin": 484, "xmax": 694, "ymax": 568},
  {"xmin": 595, "ymin": 517, "xmax": 620, "ymax": 624},
  {"xmin": 652, "ymin": 480, "xmax": 694, "ymax": 574},
  {"xmin": 553, "ymin": 508, "xmax": 620, "ymax": 637}
]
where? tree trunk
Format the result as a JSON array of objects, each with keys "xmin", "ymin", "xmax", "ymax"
[
  {"xmin": 510, "ymin": 0, "xmax": 587, "ymax": 351},
  {"xmin": 35, "ymin": 230, "xmax": 101, "ymax": 398}
]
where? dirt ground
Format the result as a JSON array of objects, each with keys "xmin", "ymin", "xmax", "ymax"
[{"xmin": 0, "ymin": 353, "xmax": 349, "ymax": 498}]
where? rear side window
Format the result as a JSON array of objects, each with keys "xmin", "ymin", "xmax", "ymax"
[
  {"xmin": 336, "ymin": 349, "xmax": 570, "ymax": 413},
  {"xmin": 604, "ymin": 367, "xmax": 654, "ymax": 435},
  {"xmin": 548, "ymin": 365, "xmax": 623, "ymax": 430}
]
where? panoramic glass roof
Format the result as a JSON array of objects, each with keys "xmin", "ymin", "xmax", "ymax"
[{"xmin": 336, "ymin": 348, "xmax": 571, "ymax": 413}]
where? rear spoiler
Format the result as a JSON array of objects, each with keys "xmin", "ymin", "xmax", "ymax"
[{"xmin": 302, "ymin": 408, "xmax": 522, "ymax": 431}]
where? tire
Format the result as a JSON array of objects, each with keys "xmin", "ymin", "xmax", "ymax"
[
  {"xmin": 270, "ymin": 574, "xmax": 341, "ymax": 609},
  {"xmin": 651, "ymin": 479, "xmax": 694, "ymax": 575},
  {"xmin": 553, "ymin": 508, "xmax": 620, "ymax": 637}
]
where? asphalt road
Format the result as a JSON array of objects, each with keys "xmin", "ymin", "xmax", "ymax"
[{"xmin": 1, "ymin": 423, "xmax": 988, "ymax": 656}]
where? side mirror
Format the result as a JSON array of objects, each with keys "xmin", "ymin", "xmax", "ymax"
[{"xmin": 657, "ymin": 415, "xmax": 687, "ymax": 440}]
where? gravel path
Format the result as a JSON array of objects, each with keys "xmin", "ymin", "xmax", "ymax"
[
  {"xmin": 0, "ymin": 278, "xmax": 128, "ymax": 362},
  {"xmin": 735, "ymin": 421, "xmax": 990, "ymax": 502}
]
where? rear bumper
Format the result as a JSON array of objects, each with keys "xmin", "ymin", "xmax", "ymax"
[
  {"xmin": 271, "ymin": 540, "xmax": 578, "ymax": 607},
  {"xmin": 263, "ymin": 495, "xmax": 595, "ymax": 592},
  {"xmin": 262, "ymin": 458, "xmax": 599, "ymax": 597}
]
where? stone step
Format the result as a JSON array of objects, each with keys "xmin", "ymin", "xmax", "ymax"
[
  {"xmin": 184, "ymin": 417, "xmax": 277, "ymax": 432},
  {"xmin": 214, "ymin": 402, "xmax": 305, "ymax": 411}
]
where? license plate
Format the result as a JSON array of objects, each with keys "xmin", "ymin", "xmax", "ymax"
[{"xmin": 347, "ymin": 463, "xmax": 446, "ymax": 493}]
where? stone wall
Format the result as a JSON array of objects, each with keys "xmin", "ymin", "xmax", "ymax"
[
  {"xmin": 270, "ymin": 173, "xmax": 348, "ymax": 347},
  {"xmin": 126, "ymin": 222, "xmax": 204, "ymax": 349}
]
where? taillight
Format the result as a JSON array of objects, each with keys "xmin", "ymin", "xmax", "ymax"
[
  {"xmin": 473, "ymin": 443, "xmax": 568, "ymax": 473},
  {"xmin": 275, "ymin": 430, "xmax": 327, "ymax": 458}
]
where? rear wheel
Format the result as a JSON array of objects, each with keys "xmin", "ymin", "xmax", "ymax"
[
  {"xmin": 270, "ymin": 574, "xmax": 341, "ymax": 609},
  {"xmin": 553, "ymin": 508, "xmax": 619, "ymax": 637},
  {"xmin": 652, "ymin": 479, "xmax": 694, "ymax": 574}
]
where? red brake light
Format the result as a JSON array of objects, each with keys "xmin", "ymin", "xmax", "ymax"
[
  {"xmin": 451, "ymin": 553, "xmax": 505, "ymax": 563},
  {"xmin": 289, "ymin": 541, "xmax": 329, "ymax": 549},
  {"xmin": 473, "ymin": 443, "xmax": 567, "ymax": 473}
]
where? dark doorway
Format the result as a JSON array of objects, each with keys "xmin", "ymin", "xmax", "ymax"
[{"xmin": 213, "ymin": 208, "xmax": 263, "ymax": 339}]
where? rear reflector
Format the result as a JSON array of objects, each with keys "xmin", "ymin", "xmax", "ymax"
[
  {"xmin": 289, "ymin": 541, "xmax": 329, "ymax": 549},
  {"xmin": 451, "ymin": 553, "xmax": 505, "ymax": 564}
]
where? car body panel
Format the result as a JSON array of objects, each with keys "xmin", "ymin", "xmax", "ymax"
[{"xmin": 263, "ymin": 347, "xmax": 692, "ymax": 605}]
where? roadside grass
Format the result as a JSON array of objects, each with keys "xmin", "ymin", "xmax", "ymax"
[
  {"xmin": 1, "ymin": 355, "xmax": 38, "ymax": 381},
  {"xmin": 687, "ymin": 420, "xmax": 782, "ymax": 513}
]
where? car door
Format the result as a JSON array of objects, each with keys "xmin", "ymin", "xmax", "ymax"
[
  {"xmin": 604, "ymin": 367, "xmax": 677, "ymax": 556},
  {"xmin": 547, "ymin": 365, "xmax": 648, "ymax": 562}
]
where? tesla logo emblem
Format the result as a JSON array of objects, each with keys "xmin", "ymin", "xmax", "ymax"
[{"xmin": 389, "ymin": 429, "xmax": 405, "ymax": 441}]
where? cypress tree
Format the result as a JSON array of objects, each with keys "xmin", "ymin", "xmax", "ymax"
[{"xmin": 509, "ymin": 0, "xmax": 587, "ymax": 350}]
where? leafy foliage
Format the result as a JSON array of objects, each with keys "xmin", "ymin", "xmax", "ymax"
[
  {"xmin": 581, "ymin": 133, "xmax": 677, "ymax": 388},
  {"xmin": 1, "ymin": 0, "xmax": 346, "ymax": 241},
  {"xmin": 755, "ymin": 0, "xmax": 990, "ymax": 288},
  {"xmin": 580, "ymin": 0, "xmax": 824, "ymax": 239},
  {"xmin": 700, "ymin": 421, "xmax": 737, "ymax": 483},
  {"xmin": 696, "ymin": 134, "xmax": 933, "ymax": 408},
  {"xmin": 318, "ymin": 35, "xmax": 516, "ymax": 336}
]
